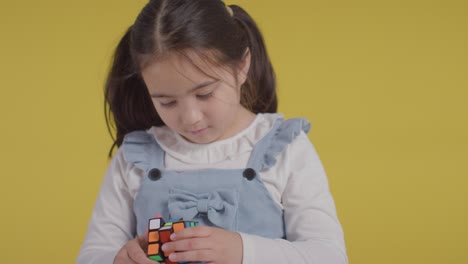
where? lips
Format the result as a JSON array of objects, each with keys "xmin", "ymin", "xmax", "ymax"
[{"xmin": 188, "ymin": 127, "xmax": 207, "ymax": 135}]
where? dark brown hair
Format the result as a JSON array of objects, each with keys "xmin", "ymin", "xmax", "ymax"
[{"xmin": 105, "ymin": 0, "xmax": 277, "ymax": 156}]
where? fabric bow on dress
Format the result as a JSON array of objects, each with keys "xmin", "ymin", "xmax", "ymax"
[{"xmin": 168, "ymin": 188, "xmax": 239, "ymax": 230}]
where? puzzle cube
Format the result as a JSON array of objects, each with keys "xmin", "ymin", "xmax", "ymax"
[{"xmin": 146, "ymin": 217, "xmax": 199, "ymax": 263}]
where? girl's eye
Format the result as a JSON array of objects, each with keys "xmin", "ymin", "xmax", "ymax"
[
  {"xmin": 160, "ymin": 101, "xmax": 176, "ymax": 107},
  {"xmin": 197, "ymin": 92, "xmax": 213, "ymax": 100}
]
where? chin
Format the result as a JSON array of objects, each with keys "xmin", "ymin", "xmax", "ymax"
[
  {"xmin": 181, "ymin": 128, "xmax": 220, "ymax": 144},
  {"xmin": 182, "ymin": 133, "xmax": 217, "ymax": 144},
  {"xmin": 192, "ymin": 136, "xmax": 217, "ymax": 144}
]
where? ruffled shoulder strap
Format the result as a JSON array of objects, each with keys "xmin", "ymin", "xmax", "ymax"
[
  {"xmin": 247, "ymin": 117, "xmax": 311, "ymax": 171},
  {"xmin": 122, "ymin": 130, "xmax": 164, "ymax": 172}
]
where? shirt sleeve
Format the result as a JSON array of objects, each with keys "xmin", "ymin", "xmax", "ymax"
[
  {"xmin": 239, "ymin": 131, "xmax": 348, "ymax": 264},
  {"xmin": 77, "ymin": 148, "xmax": 137, "ymax": 264}
]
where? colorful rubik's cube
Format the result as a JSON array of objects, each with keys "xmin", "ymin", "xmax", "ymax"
[{"xmin": 147, "ymin": 217, "xmax": 199, "ymax": 263}]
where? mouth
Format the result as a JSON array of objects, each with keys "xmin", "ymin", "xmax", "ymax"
[{"xmin": 188, "ymin": 127, "xmax": 208, "ymax": 136}]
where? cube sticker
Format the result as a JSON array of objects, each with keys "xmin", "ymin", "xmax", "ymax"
[{"xmin": 146, "ymin": 216, "xmax": 199, "ymax": 263}]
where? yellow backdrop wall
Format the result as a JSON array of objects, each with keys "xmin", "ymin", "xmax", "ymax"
[{"xmin": 0, "ymin": 0, "xmax": 467, "ymax": 263}]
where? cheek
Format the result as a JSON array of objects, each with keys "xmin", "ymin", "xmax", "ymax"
[
  {"xmin": 207, "ymin": 86, "xmax": 242, "ymax": 117},
  {"xmin": 212, "ymin": 85, "xmax": 242, "ymax": 107},
  {"xmin": 207, "ymin": 98, "xmax": 239, "ymax": 125},
  {"xmin": 153, "ymin": 103, "xmax": 177, "ymax": 126}
]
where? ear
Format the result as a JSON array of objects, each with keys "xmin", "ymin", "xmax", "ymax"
[{"xmin": 236, "ymin": 48, "xmax": 251, "ymax": 85}]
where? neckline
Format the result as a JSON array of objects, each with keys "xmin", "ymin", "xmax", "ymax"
[
  {"xmin": 148, "ymin": 113, "xmax": 283, "ymax": 165},
  {"xmin": 171, "ymin": 113, "xmax": 261, "ymax": 149}
]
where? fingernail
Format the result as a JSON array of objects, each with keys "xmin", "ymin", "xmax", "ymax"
[
  {"xmin": 161, "ymin": 244, "xmax": 167, "ymax": 251},
  {"xmin": 169, "ymin": 253, "xmax": 177, "ymax": 261},
  {"xmin": 170, "ymin": 233, "xmax": 176, "ymax": 240}
]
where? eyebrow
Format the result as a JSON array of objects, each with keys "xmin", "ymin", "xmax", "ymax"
[{"xmin": 150, "ymin": 80, "xmax": 218, "ymax": 98}]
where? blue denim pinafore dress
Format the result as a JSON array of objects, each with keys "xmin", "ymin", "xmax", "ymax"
[{"xmin": 122, "ymin": 117, "xmax": 310, "ymax": 239}]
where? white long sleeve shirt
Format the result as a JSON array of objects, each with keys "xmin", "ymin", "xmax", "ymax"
[{"xmin": 77, "ymin": 113, "xmax": 348, "ymax": 264}]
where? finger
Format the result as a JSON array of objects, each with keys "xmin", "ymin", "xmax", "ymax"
[
  {"xmin": 167, "ymin": 249, "xmax": 215, "ymax": 263},
  {"xmin": 162, "ymin": 237, "xmax": 211, "ymax": 253},
  {"xmin": 170, "ymin": 225, "xmax": 213, "ymax": 240},
  {"xmin": 138, "ymin": 233, "xmax": 149, "ymax": 249}
]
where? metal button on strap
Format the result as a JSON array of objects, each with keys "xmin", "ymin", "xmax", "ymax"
[
  {"xmin": 148, "ymin": 168, "xmax": 162, "ymax": 181},
  {"xmin": 243, "ymin": 168, "xmax": 256, "ymax": 181}
]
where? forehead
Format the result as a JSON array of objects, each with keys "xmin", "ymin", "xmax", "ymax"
[
  {"xmin": 141, "ymin": 53, "xmax": 206, "ymax": 90},
  {"xmin": 141, "ymin": 51, "xmax": 229, "ymax": 93}
]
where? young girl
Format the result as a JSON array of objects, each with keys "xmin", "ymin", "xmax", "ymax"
[{"xmin": 78, "ymin": 0, "xmax": 347, "ymax": 263}]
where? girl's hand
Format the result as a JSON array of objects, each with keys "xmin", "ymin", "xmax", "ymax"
[
  {"xmin": 114, "ymin": 235, "xmax": 157, "ymax": 264},
  {"xmin": 161, "ymin": 226, "xmax": 243, "ymax": 264}
]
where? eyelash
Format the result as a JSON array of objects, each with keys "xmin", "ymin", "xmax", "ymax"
[
  {"xmin": 159, "ymin": 92, "xmax": 213, "ymax": 108},
  {"xmin": 197, "ymin": 92, "xmax": 213, "ymax": 100},
  {"xmin": 160, "ymin": 101, "xmax": 176, "ymax": 107}
]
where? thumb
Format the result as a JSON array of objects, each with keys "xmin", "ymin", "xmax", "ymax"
[{"xmin": 138, "ymin": 232, "xmax": 149, "ymax": 249}]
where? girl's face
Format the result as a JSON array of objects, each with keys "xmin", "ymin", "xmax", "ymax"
[{"xmin": 141, "ymin": 51, "xmax": 252, "ymax": 144}]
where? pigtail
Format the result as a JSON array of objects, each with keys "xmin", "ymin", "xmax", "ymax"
[
  {"xmin": 104, "ymin": 26, "xmax": 162, "ymax": 157},
  {"xmin": 230, "ymin": 5, "xmax": 277, "ymax": 114}
]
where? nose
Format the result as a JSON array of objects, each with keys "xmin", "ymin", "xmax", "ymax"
[{"xmin": 180, "ymin": 102, "xmax": 203, "ymax": 126}]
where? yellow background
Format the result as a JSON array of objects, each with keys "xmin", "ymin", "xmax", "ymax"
[{"xmin": 1, "ymin": 0, "xmax": 467, "ymax": 263}]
